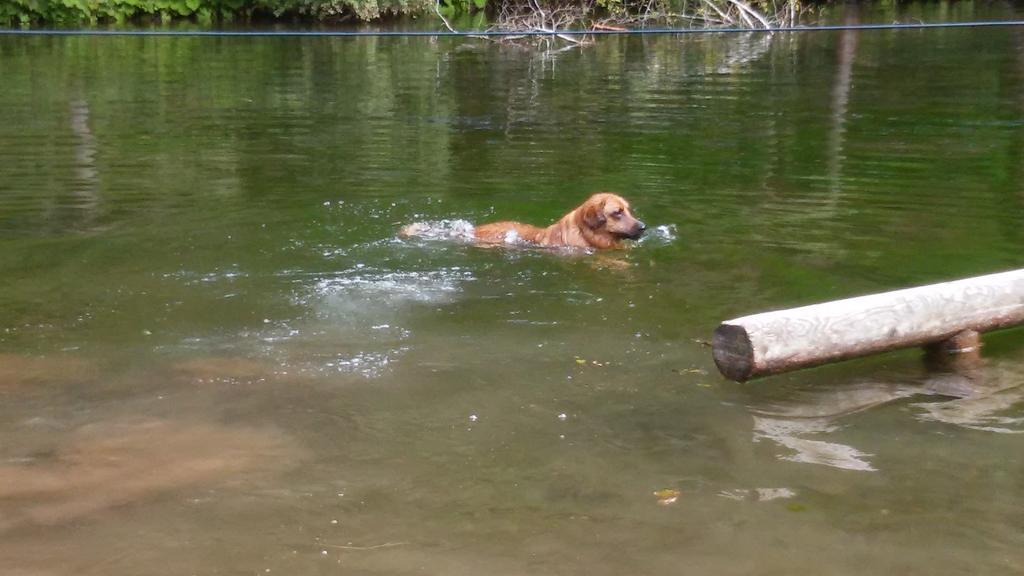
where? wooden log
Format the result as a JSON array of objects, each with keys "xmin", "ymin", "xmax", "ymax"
[{"xmin": 713, "ymin": 269, "xmax": 1024, "ymax": 382}]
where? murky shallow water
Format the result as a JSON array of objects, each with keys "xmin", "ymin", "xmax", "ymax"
[{"xmin": 3, "ymin": 5, "xmax": 1024, "ymax": 574}]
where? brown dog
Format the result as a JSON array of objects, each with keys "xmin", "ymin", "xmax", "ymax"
[{"xmin": 471, "ymin": 193, "xmax": 646, "ymax": 250}]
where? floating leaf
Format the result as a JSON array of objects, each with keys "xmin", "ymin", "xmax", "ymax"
[
  {"xmin": 653, "ymin": 488, "xmax": 680, "ymax": 505},
  {"xmin": 672, "ymin": 367, "xmax": 707, "ymax": 375}
]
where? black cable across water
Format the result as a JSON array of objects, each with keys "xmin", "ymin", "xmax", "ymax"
[{"xmin": 1, "ymin": 19, "xmax": 1024, "ymax": 36}]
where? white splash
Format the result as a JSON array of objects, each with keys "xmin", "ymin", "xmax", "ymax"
[
  {"xmin": 502, "ymin": 229, "xmax": 522, "ymax": 245},
  {"xmin": 636, "ymin": 224, "xmax": 678, "ymax": 247},
  {"xmin": 398, "ymin": 219, "xmax": 476, "ymax": 242},
  {"xmin": 318, "ymin": 349, "xmax": 408, "ymax": 379},
  {"xmin": 313, "ymin": 267, "xmax": 474, "ymax": 308}
]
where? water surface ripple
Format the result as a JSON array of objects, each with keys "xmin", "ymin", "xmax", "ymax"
[{"xmin": 2, "ymin": 10, "xmax": 1024, "ymax": 575}]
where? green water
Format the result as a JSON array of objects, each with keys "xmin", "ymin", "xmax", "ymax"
[{"xmin": 3, "ymin": 9, "xmax": 1024, "ymax": 575}]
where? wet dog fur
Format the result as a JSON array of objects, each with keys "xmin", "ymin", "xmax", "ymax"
[{"xmin": 402, "ymin": 193, "xmax": 645, "ymax": 250}]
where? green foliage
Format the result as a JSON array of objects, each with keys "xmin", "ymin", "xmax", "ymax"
[
  {"xmin": 0, "ymin": 0, "xmax": 801, "ymax": 26},
  {"xmin": 594, "ymin": 0, "xmax": 625, "ymax": 17},
  {"xmin": 436, "ymin": 0, "xmax": 484, "ymax": 17},
  {"xmin": 0, "ymin": 0, "xmax": 438, "ymax": 24}
]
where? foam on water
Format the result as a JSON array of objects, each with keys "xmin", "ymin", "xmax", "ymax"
[
  {"xmin": 161, "ymin": 267, "xmax": 249, "ymax": 285},
  {"xmin": 155, "ymin": 263, "xmax": 474, "ymax": 380},
  {"xmin": 312, "ymin": 266, "xmax": 474, "ymax": 308},
  {"xmin": 319, "ymin": 349, "xmax": 408, "ymax": 379},
  {"xmin": 718, "ymin": 487, "xmax": 797, "ymax": 502},
  {"xmin": 270, "ymin": 265, "xmax": 475, "ymax": 378}
]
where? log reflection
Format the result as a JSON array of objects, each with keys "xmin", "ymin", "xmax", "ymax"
[{"xmin": 747, "ymin": 348, "xmax": 1024, "ymax": 471}]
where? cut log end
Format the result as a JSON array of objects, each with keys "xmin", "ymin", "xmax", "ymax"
[{"xmin": 712, "ymin": 323, "xmax": 755, "ymax": 382}]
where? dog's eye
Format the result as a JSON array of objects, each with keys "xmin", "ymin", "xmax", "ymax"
[{"xmin": 611, "ymin": 209, "xmax": 624, "ymax": 219}]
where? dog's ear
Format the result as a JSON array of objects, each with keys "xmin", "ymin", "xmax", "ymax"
[{"xmin": 581, "ymin": 199, "xmax": 606, "ymax": 229}]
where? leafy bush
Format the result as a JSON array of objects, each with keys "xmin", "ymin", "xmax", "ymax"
[
  {"xmin": 0, "ymin": 0, "xmax": 798, "ymax": 27},
  {"xmin": 0, "ymin": 0, "xmax": 437, "ymax": 25}
]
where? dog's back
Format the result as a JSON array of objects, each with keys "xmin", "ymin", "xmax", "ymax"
[{"xmin": 472, "ymin": 221, "xmax": 545, "ymax": 245}]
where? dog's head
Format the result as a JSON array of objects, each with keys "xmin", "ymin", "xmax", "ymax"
[{"xmin": 578, "ymin": 193, "xmax": 646, "ymax": 241}]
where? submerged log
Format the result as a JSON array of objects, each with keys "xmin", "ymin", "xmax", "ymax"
[{"xmin": 713, "ymin": 269, "xmax": 1024, "ymax": 381}]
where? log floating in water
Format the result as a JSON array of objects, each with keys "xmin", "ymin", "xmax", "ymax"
[{"xmin": 713, "ymin": 269, "xmax": 1024, "ymax": 382}]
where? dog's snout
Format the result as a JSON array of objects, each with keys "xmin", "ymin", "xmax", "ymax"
[{"xmin": 629, "ymin": 220, "xmax": 647, "ymax": 239}]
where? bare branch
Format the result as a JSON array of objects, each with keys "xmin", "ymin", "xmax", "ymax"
[
  {"xmin": 726, "ymin": 0, "xmax": 772, "ymax": 28},
  {"xmin": 434, "ymin": 0, "xmax": 458, "ymax": 33},
  {"xmin": 483, "ymin": 0, "xmax": 794, "ymax": 45},
  {"xmin": 702, "ymin": 0, "xmax": 732, "ymax": 24}
]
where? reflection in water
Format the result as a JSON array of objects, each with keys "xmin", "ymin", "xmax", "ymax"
[
  {"xmin": 750, "ymin": 380, "xmax": 915, "ymax": 473},
  {"xmin": 828, "ymin": 11, "xmax": 859, "ymax": 197},
  {"xmin": 914, "ymin": 358, "xmax": 1024, "ymax": 433},
  {"xmin": 751, "ymin": 351, "xmax": 1024, "ymax": 471},
  {"xmin": 753, "ymin": 413, "xmax": 878, "ymax": 471},
  {"xmin": 916, "ymin": 387, "xmax": 1024, "ymax": 433},
  {"xmin": 0, "ymin": 418, "xmax": 302, "ymax": 533},
  {"xmin": 68, "ymin": 98, "xmax": 101, "ymax": 231},
  {"xmin": 708, "ymin": 32, "xmax": 773, "ymax": 75},
  {"xmin": 752, "ymin": 12, "xmax": 859, "ymax": 259}
]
